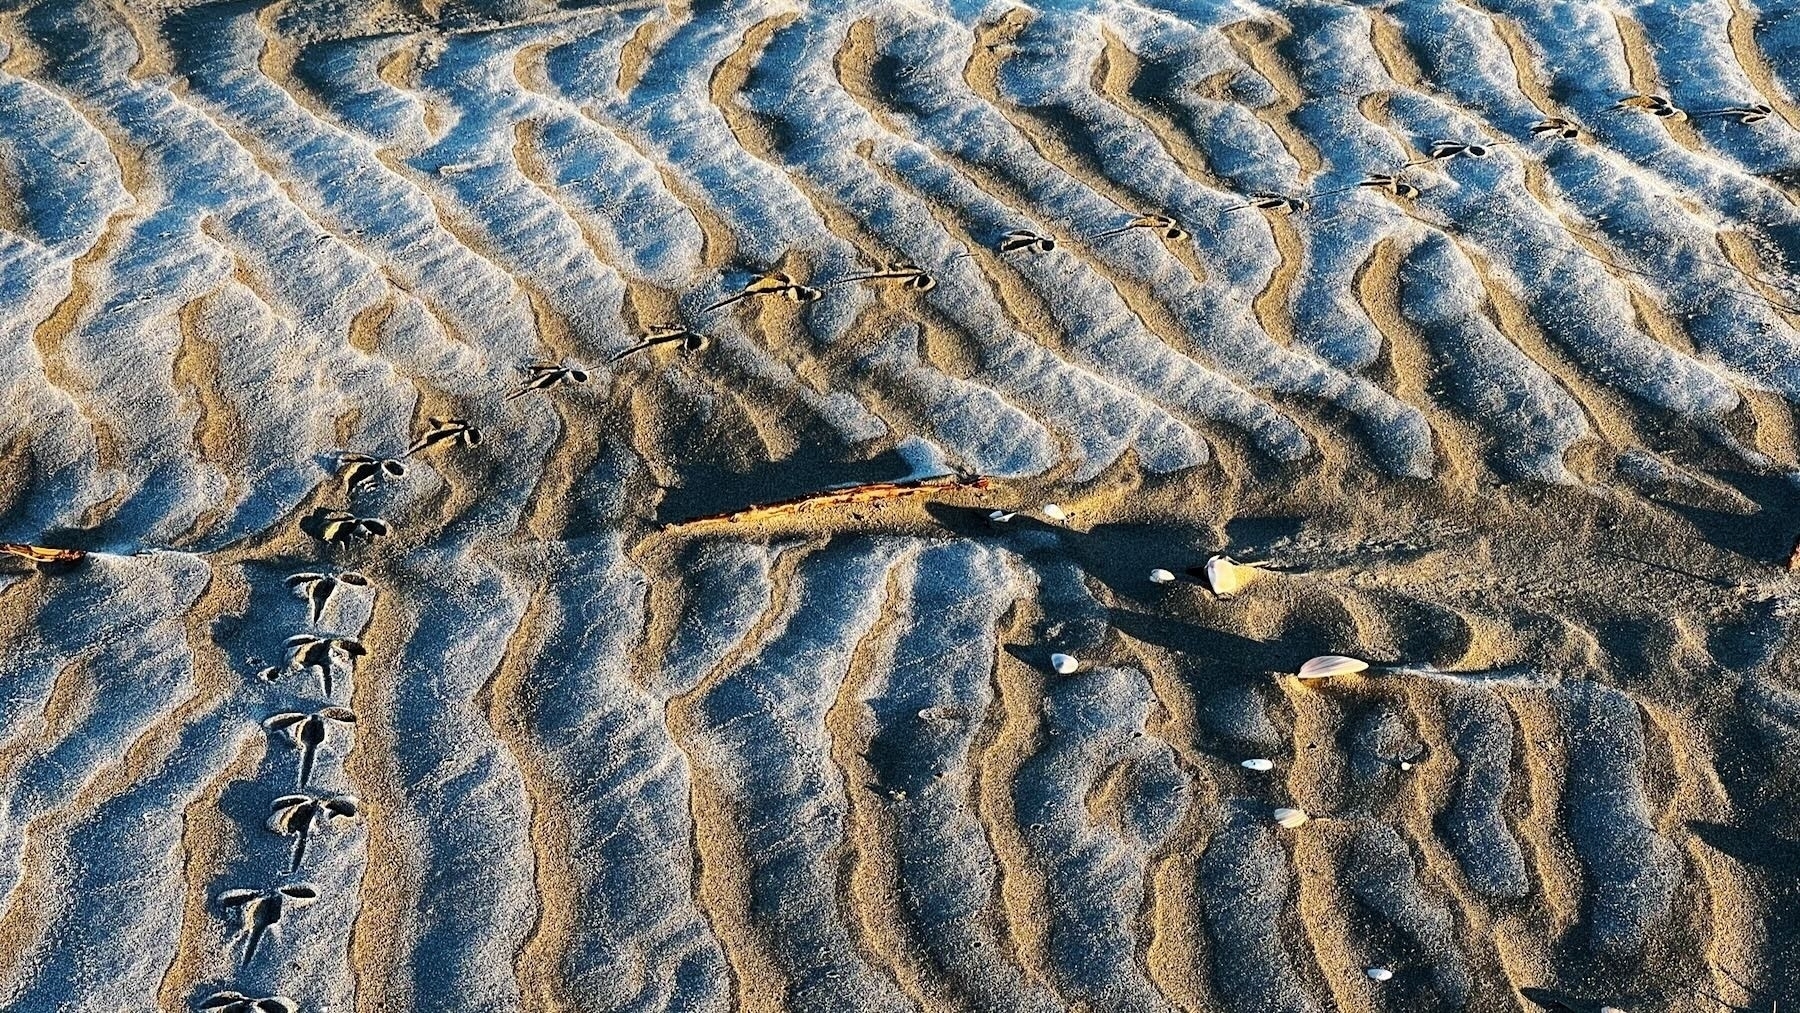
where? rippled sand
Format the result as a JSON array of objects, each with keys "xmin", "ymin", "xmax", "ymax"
[{"xmin": 3, "ymin": 0, "xmax": 1800, "ymax": 1011}]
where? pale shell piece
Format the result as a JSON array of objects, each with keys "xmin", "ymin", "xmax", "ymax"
[
  {"xmin": 1050, "ymin": 653, "xmax": 1080, "ymax": 674},
  {"xmin": 1366, "ymin": 967, "xmax": 1393, "ymax": 982},
  {"xmin": 1399, "ymin": 760, "xmax": 1414, "ymax": 771},
  {"xmin": 1041, "ymin": 503, "xmax": 1068, "ymax": 521},
  {"xmin": 1296, "ymin": 655, "xmax": 1370, "ymax": 680},
  {"xmin": 1204, "ymin": 555, "xmax": 1258, "ymax": 597},
  {"xmin": 1600, "ymin": 1008, "xmax": 1626, "ymax": 1013},
  {"xmin": 988, "ymin": 510, "xmax": 1015, "ymax": 523},
  {"xmin": 1149, "ymin": 568, "xmax": 1176, "ymax": 584},
  {"xmin": 1241, "ymin": 758, "xmax": 1275, "ymax": 772},
  {"xmin": 1272, "ymin": 807, "xmax": 1309, "ymax": 828}
]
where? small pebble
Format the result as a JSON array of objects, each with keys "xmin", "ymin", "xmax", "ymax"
[
  {"xmin": 1241, "ymin": 758, "xmax": 1274, "ymax": 772},
  {"xmin": 1049, "ymin": 653, "xmax": 1080, "ymax": 674},
  {"xmin": 1149, "ymin": 568, "xmax": 1175, "ymax": 584},
  {"xmin": 1366, "ymin": 967, "xmax": 1393, "ymax": 982}
]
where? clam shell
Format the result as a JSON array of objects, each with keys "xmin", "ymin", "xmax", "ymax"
[
  {"xmin": 1365, "ymin": 967, "xmax": 1393, "ymax": 982},
  {"xmin": 1148, "ymin": 568, "xmax": 1175, "ymax": 584},
  {"xmin": 1296, "ymin": 655, "xmax": 1369, "ymax": 680},
  {"xmin": 1241, "ymin": 758, "xmax": 1274, "ymax": 772},
  {"xmin": 1272, "ymin": 807, "xmax": 1309, "ymax": 828},
  {"xmin": 1204, "ymin": 555, "xmax": 1240, "ymax": 596},
  {"xmin": 1041, "ymin": 503, "xmax": 1068, "ymax": 522},
  {"xmin": 1049, "ymin": 653, "xmax": 1080, "ymax": 675}
]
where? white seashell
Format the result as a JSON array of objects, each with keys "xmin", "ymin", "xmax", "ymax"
[
  {"xmin": 1399, "ymin": 760, "xmax": 1414, "ymax": 771},
  {"xmin": 988, "ymin": 510, "xmax": 1015, "ymax": 523},
  {"xmin": 1600, "ymin": 1007, "xmax": 1626, "ymax": 1013},
  {"xmin": 1049, "ymin": 653, "xmax": 1080, "ymax": 674},
  {"xmin": 1241, "ymin": 758, "xmax": 1274, "ymax": 772},
  {"xmin": 1296, "ymin": 655, "xmax": 1370, "ymax": 680},
  {"xmin": 1041, "ymin": 503, "xmax": 1068, "ymax": 521},
  {"xmin": 1365, "ymin": 967, "xmax": 1393, "ymax": 982},
  {"xmin": 1204, "ymin": 555, "xmax": 1252, "ymax": 597},
  {"xmin": 1148, "ymin": 568, "xmax": 1175, "ymax": 584},
  {"xmin": 1272, "ymin": 807, "xmax": 1309, "ymax": 828}
]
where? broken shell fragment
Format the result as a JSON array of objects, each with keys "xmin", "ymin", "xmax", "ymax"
[
  {"xmin": 1272, "ymin": 807, "xmax": 1310, "ymax": 828},
  {"xmin": 1296, "ymin": 655, "xmax": 1369, "ymax": 680},
  {"xmin": 1203, "ymin": 554, "xmax": 1264, "ymax": 597},
  {"xmin": 1041, "ymin": 503, "xmax": 1068, "ymax": 522},
  {"xmin": 1241, "ymin": 758, "xmax": 1275, "ymax": 772},
  {"xmin": 1366, "ymin": 967, "xmax": 1394, "ymax": 982},
  {"xmin": 988, "ymin": 510, "xmax": 1015, "ymax": 523},
  {"xmin": 1049, "ymin": 653, "xmax": 1080, "ymax": 674},
  {"xmin": 1148, "ymin": 568, "xmax": 1175, "ymax": 584}
]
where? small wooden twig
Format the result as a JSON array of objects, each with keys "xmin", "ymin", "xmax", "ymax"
[
  {"xmin": 0, "ymin": 543, "xmax": 87, "ymax": 566},
  {"xmin": 663, "ymin": 474, "xmax": 993, "ymax": 531}
]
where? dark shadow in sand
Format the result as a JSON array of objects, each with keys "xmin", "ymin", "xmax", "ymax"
[
  {"xmin": 1689, "ymin": 820, "xmax": 1800, "ymax": 877},
  {"xmin": 656, "ymin": 447, "xmax": 940, "ymax": 526},
  {"xmin": 1520, "ymin": 986, "xmax": 1615, "ymax": 1013},
  {"xmin": 1102, "ymin": 607, "xmax": 1309, "ymax": 676},
  {"xmin": 1658, "ymin": 470, "xmax": 1800, "ymax": 566}
]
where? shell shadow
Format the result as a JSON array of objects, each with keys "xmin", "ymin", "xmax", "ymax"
[
  {"xmin": 656, "ymin": 447, "xmax": 926, "ymax": 527},
  {"xmin": 1103, "ymin": 606, "xmax": 1307, "ymax": 676},
  {"xmin": 1688, "ymin": 820, "xmax": 1800, "ymax": 877},
  {"xmin": 1657, "ymin": 470, "xmax": 1800, "ymax": 566},
  {"xmin": 1520, "ymin": 986, "xmax": 1602, "ymax": 1013}
]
